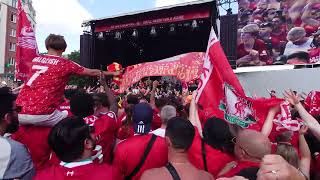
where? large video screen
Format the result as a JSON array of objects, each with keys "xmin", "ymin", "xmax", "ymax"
[{"xmin": 237, "ymin": 0, "xmax": 319, "ymax": 67}]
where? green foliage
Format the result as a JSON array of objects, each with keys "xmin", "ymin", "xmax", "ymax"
[
  {"xmin": 67, "ymin": 50, "xmax": 80, "ymax": 64},
  {"xmin": 66, "ymin": 50, "xmax": 90, "ymax": 87}
]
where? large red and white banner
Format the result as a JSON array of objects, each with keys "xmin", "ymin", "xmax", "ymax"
[
  {"xmin": 196, "ymin": 28, "xmax": 283, "ymax": 130},
  {"xmin": 119, "ymin": 52, "xmax": 204, "ymax": 93},
  {"xmin": 16, "ymin": 0, "xmax": 38, "ymax": 80}
]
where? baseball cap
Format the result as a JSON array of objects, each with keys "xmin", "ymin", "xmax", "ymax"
[
  {"xmin": 132, "ymin": 103, "xmax": 153, "ymax": 134},
  {"xmin": 287, "ymin": 27, "xmax": 306, "ymax": 42},
  {"xmin": 313, "ymin": 29, "xmax": 320, "ymax": 37},
  {"xmin": 260, "ymin": 22, "xmax": 272, "ymax": 28},
  {"xmin": 242, "ymin": 24, "xmax": 260, "ymax": 33}
]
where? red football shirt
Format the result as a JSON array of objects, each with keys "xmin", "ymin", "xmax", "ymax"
[
  {"xmin": 220, "ymin": 160, "xmax": 260, "ymax": 178},
  {"xmin": 188, "ymin": 128, "xmax": 234, "ymax": 177},
  {"xmin": 305, "ymin": 91, "xmax": 320, "ymax": 116},
  {"xmin": 271, "ymin": 29, "xmax": 287, "ymax": 42},
  {"xmin": 117, "ymin": 112, "xmax": 127, "ymax": 129},
  {"xmin": 34, "ymin": 162, "xmax": 119, "ymax": 180},
  {"xmin": 84, "ymin": 111, "xmax": 117, "ymax": 163},
  {"xmin": 113, "ymin": 134, "xmax": 168, "ymax": 180},
  {"xmin": 268, "ymin": 123, "xmax": 299, "ymax": 150},
  {"xmin": 11, "ymin": 126, "xmax": 52, "ymax": 170},
  {"xmin": 237, "ymin": 39, "xmax": 270, "ymax": 63},
  {"xmin": 309, "ymin": 48, "xmax": 320, "ymax": 64},
  {"xmin": 152, "ymin": 108, "xmax": 161, "ymax": 130},
  {"xmin": 57, "ymin": 100, "xmax": 72, "ymax": 117},
  {"xmin": 16, "ymin": 55, "xmax": 85, "ymax": 115},
  {"xmin": 116, "ymin": 112, "xmax": 134, "ymax": 140},
  {"xmin": 117, "ymin": 125, "xmax": 134, "ymax": 140},
  {"xmin": 315, "ymin": 155, "xmax": 320, "ymax": 172}
]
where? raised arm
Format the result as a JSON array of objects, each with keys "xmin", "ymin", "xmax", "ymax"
[
  {"xmin": 288, "ymin": 0, "xmax": 307, "ymax": 23},
  {"xmin": 189, "ymin": 91, "xmax": 203, "ymax": 138},
  {"xmin": 12, "ymin": 83, "xmax": 25, "ymax": 94},
  {"xmin": 80, "ymin": 68, "xmax": 120, "ymax": 77},
  {"xmin": 298, "ymin": 126, "xmax": 311, "ymax": 180},
  {"xmin": 143, "ymin": 88, "xmax": 150, "ymax": 97},
  {"xmin": 284, "ymin": 90, "xmax": 320, "ymax": 140},
  {"xmin": 150, "ymin": 80, "xmax": 159, "ymax": 109},
  {"xmin": 301, "ymin": 1, "xmax": 320, "ymax": 27},
  {"xmin": 261, "ymin": 105, "xmax": 280, "ymax": 136},
  {"xmin": 99, "ymin": 73, "xmax": 118, "ymax": 115}
]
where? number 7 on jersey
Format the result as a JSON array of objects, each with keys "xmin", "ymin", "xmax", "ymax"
[{"xmin": 26, "ymin": 65, "xmax": 49, "ymax": 86}]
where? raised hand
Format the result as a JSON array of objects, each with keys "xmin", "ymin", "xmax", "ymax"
[
  {"xmin": 111, "ymin": 71, "xmax": 122, "ymax": 76},
  {"xmin": 283, "ymin": 90, "xmax": 300, "ymax": 105},
  {"xmin": 299, "ymin": 125, "xmax": 308, "ymax": 135},
  {"xmin": 152, "ymin": 80, "xmax": 159, "ymax": 89}
]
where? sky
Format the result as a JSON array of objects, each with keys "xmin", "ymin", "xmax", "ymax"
[{"xmin": 32, "ymin": 0, "xmax": 237, "ymax": 54}]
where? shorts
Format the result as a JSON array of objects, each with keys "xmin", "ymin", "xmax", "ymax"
[{"xmin": 18, "ymin": 110, "xmax": 68, "ymax": 127}]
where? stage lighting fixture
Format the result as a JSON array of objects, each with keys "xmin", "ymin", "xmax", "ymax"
[
  {"xmin": 169, "ymin": 24, "xmax": 176, "ymax": 35},
  {"xmin": 191, "ymin": 20, "xmax": 198, "ymax": 29},
  {"xmin": 150, "ymin": 26, "xmax": 157, "ymax": 37},
  {"xmin": 115, "ymin": 31, "xmax": 122, "ymax": 40},
  {"xmin": 97, "ymin": 32, "xmax": 105, "ymax": 40},
  {"xmin": 132, "ymin": 29, "xmax": 139, "ymax": 39}
]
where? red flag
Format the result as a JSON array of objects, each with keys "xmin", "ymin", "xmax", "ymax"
[
  {"xmin": 16, "ymin": 0, "xmax": 38, "ymax": 80},
  {"xmin": 196, "ymin": 28, "xmax": 282, "ymax": 130},
  {"xmin": 305, "ymin": 91, "xmax": 320, "ymax": 116}
]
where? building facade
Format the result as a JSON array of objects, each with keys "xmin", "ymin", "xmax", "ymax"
[{"xmin": 0, "ymin": 0, "xmax": 35, "ymax": 78}]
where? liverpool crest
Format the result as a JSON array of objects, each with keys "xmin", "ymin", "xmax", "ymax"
[{"xmin": 219, "ymin": 83, "xmax": 256, "ymax": 128}]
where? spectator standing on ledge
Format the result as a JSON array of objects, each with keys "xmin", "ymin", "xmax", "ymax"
[
  {"xmin": 283, "ymin": 27, "xmax": 313, "ymax": 56},
  {"xmin": 141, "ymin": 117, "xmax": 214, "ymax": 180},
  {"xmin": 236, "ymin": 24, "xmax": 271, "ymax": 67}
]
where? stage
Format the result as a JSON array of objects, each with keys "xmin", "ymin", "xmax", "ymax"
[{"xmin": 80, "ymin": 0, "xmax": 238, "ymax": 69}]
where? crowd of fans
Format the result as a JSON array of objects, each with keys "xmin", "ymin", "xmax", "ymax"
[
  {"xmin": 237, "ymin": 0, "xmax": 320, "ymax": 67},
  {"xmin": 1, "ymin": 33, "xmax": 320, "ymax": 180}
]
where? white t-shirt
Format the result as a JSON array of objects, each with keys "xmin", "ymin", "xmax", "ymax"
[
  {"xmin": 151, "ymin": 128, "xmax": 166, "ymax": 138},
  {"xmin": 283, "ymin": 38, "xmax": 313, "ymax": 56}
]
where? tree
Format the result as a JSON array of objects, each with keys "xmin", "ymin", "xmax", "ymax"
[
  {"xmin": 67, "ymin": 50, "xmax": 80, "ymax": 64},
  {"xmin": 67, "ymin": 50, "xmax": 91, "ymax": 87}
]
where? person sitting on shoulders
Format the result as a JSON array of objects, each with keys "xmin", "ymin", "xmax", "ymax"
[{"xmin": 16, "ymin": 34, "xmax": 120, "ymax": 127}]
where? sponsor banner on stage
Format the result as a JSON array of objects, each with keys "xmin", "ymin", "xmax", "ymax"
[
  {"xmin": 95, "ymin": 8, "xmax": 210, "ymax": 32},
  {"xmin": 119, "ymin": 52, "xmax": 204, "ymax": 93}
]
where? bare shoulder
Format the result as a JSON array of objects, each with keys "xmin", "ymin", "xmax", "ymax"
[
  {"xmin": 198, "ymin": 170, "xmax": 215, "ymax": 180},
  {"xmin": 141, "ymin": 167, "xmax": 169, "ymax": 180}
]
